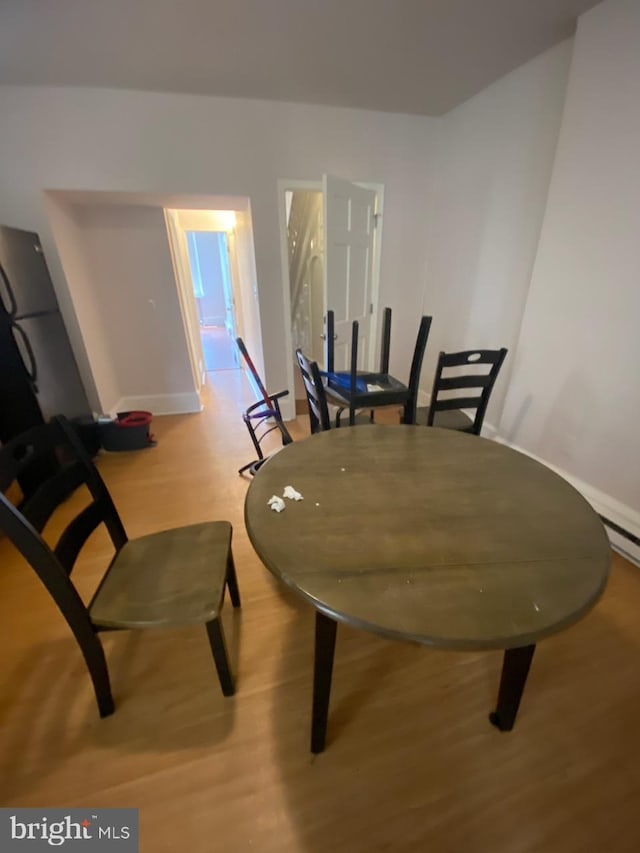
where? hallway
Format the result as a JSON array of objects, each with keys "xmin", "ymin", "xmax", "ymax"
[{"xmin": 200, "ymin": 325, "xmax": 238, "ymax": 371}]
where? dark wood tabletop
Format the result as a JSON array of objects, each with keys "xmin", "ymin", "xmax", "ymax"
[
  {"xmin": 245, "ymin": 424, "xmax": 611, "ymax": 751},
  {"xmin": 245, "ymin": 425, "xmax": 610, "ymax": 651}
]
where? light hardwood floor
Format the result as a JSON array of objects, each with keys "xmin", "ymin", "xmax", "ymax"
[{"xmin": 1, "ymin": 370, "xmax": 639, "ymax": 852}]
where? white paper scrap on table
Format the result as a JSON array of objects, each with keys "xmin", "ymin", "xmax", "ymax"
[
  {"xmin": 283, "ymin": 485, "xmax": 303, "ymax": 501},
  {"xmin": 268, "ymin": 495, "xmax": 286, "ymax": 512}
]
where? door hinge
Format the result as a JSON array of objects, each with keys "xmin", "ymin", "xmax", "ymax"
[{"xmin": 370, "ymin": 303, "xmax": 374, "ymax": 314}]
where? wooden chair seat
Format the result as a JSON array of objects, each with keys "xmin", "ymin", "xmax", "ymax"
[
  {"xmin": 90, "ymin": 521, "xmax": 233, "ymax": 629},
  {"xmin": 415, "ymin": 407, "xmax": 474, "ymax": 432}
]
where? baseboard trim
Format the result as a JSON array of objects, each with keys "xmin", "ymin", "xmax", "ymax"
[
  {"xmin": 111, "ymin": 392, "xmax": 203, "ymax": 416},
  {"xmin": 484, "ymin": 422, "xmax": 640, "ymax": 567}
]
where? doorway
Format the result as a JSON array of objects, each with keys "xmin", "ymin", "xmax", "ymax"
[
  {"xmin": 185, "ymin": 230, "xmax": 239, "ymax": 371},
  {"xmin": 165, "ymin": 204, "xmax": 264, "ymax": 409},
  {"xmin": 286, "ymin": 190, "xmax": 325, "ymax": 405},
  {"xmin": 279, "ymin": 177, "xmax": 384, "ymax": 413}
]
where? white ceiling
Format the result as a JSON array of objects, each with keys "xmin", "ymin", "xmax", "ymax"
[{"xmin": 0, "ymin": 0, "xmax": 601, "ymax": 117}]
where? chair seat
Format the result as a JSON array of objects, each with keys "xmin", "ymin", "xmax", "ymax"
[
  {"xmin": 90, "ymin": 521, "xmax": 232, "ymax": 629},
  {"xmin": 326, "ymin": 402, "xmax": 375, "ymax": 428},
  {"xmin": 416, "ymin": 406, "xmax": 474, "ymax": 432}
]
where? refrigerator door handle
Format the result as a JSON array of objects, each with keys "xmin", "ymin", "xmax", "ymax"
[
  {"xmin": 0, "ymin": 261, "xmax": 18, "ymax": 317},
  {"xmin": 11, "ymin": 319, "xmax": 39, "ymax": 391}
]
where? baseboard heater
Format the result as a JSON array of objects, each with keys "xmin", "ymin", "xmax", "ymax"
[{"xmin": 599, "ymin": 516, "xmax": 640, "ymax": 547}]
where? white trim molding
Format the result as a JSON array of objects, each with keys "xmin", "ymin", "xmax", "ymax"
[
  {"xmin": 111, "ymin": 392, "xmax": 203, "ymax": 417},
  {"xmin": 484, "ymin": 422, "xmax": 640, "ymax": 567}
]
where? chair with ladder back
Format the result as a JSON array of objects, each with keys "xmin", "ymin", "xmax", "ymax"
[
  {"xmin": 0, "ymin": 416, "xmax": 241, "ymax": 718},
  {"xmin": 417, "ymin": 348, "xmax": 508, "ymax": 435}
]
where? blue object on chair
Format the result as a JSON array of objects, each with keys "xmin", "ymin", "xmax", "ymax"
[
  {"xmin": 323, "ymin": 309, "xmax": 432, "ymax": 426},
  {"xmin": 320, "ymin": 371, "xmax": 370, "ymax": 394}
]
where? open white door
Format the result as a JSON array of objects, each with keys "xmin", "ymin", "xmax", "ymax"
[{"xmin": 323, "ymin": 175, "xmax": 377, "ymax": 370}]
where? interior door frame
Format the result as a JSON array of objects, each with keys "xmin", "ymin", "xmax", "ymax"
[
  {"xmin": 164, "ymin": 209, "xmax": 206, "ymax": 394},
  {"xmin": 277, "ymin": 178, "xmax": 384, "ymax": 422}
]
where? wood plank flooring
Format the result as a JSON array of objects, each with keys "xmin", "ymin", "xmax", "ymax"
[
  {"xmin": 200, "ymin": 325, "xmax": 239, "ymax": 371},
  {"xmin": 1, "ymin": 369, "xmax": 639, "ymax": 851}
]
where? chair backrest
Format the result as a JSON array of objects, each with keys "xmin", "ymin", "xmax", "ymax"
[
  {"xmin": 295, "ymin": 348, "xmax": 332, "ymax": 434},
  {"xmin": 236, "ymin": 336, "xmax": 293, "ymax": 451},
  {"xmin": 402, "ymin": 314, "xmax": 433, "ymax": 424},
  {"xmin": 236, "ymin": 337, "xmax": 275, "ymax": 411},
  {"xmin": 428, "ymin": 348, "xmax": 508, "ymax": 435},
  {"xmin": 0, "ymin": 417, "xmax": 127, "ymax": 631}
]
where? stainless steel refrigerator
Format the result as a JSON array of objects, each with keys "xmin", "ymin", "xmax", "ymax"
[{"xmin": 0, "ymin": 224, "xmax": 95, "ymax": 487}]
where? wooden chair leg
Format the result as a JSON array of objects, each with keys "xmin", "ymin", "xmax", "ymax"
[
  {"xmin": 206, "ymin": 618, "xmax": 235, "ymax": 696},
  {"xmin": 225, "ymin": 551, "xmax": 241, "ymax": 609},
  {"xmin": 80, "ymin": 632, "xmax": 115, "ymax": 718}
]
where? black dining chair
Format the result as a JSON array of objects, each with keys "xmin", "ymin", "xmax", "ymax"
[
  {"xmin": 0, "ymin": 416, "xmax": 241, "ymax": 719},
  {"xmin": 296, "ymin": 348, "xmax": 332, "ymax": 434},
  {"xmin": 324, "ymin": 309, "xmax": 432, "ymax": 426},
  {"xmin": 295, "ymin": 348, "xmax": 372, "ymax": 434},
  {"xmin": 418, "ymin": 347, "xmax": 508, "ymax": 436},
  {"xmin": 236, "ymin": 337, "xmax": 293, "ymax": 475}
]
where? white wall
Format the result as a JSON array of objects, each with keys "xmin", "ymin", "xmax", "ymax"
[
  {"xmin": 500, "ymin": 0, "xmax": 640, "ymax": 531},
  {"xmin": 48, "ymin": 197, "xmax": 198, "ymax": 414},
  {"xmin": 45, "ymin": 196, "xmax": 119, "ymax": 412},
  {"xmin": 76, "ymin": 203, "xmax": 196, "ymax": 413},
  {"xmin": 176, "ymin": 210, "xmax": 237, "ymax": 231},
  {"xmin": 0, "ymin": 87, "xmax": 440, "ymax": 405},
  {"xmin": 421, "ymin": 41, "xmax": 574, "ymax": 423}
]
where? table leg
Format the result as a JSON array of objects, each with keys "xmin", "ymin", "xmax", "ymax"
[
  {"xmin": 311, "ymin": 611, "xmax": 338, "ymax": 754},
  {"xmin": 489, "ymin": 644, "xmax": 536, "ymax": 732}
]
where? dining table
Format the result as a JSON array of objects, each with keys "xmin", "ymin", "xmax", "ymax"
[{"xmin": 244, "ymin": 424, "xmax": 611, "ymax": 753}]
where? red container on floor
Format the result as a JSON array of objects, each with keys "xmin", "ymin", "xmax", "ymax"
[{"xmin": 99, "ymin": 411, "xmax": 155, "ymax": 451}]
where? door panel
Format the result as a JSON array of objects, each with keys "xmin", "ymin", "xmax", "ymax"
[
  {"xmin": 323, "ymin": 175, "xmax": 376, "ymax": 371},
  {"xmin": 348, "ymin": 245, "xmax": 370, "ymax": 319},
  {"xmin": 0, "ymin": 225, "xmax": 59, "ymax": 316}
]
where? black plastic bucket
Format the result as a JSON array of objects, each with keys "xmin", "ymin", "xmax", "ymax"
[{"xmin": 99, "ymin": 411, "xmax": 155, "ymax": 451}]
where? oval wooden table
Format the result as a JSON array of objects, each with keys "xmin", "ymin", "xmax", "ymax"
[{"xmin": 244, "ymin": 425, "xmax": 611, "ymax": 753}]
